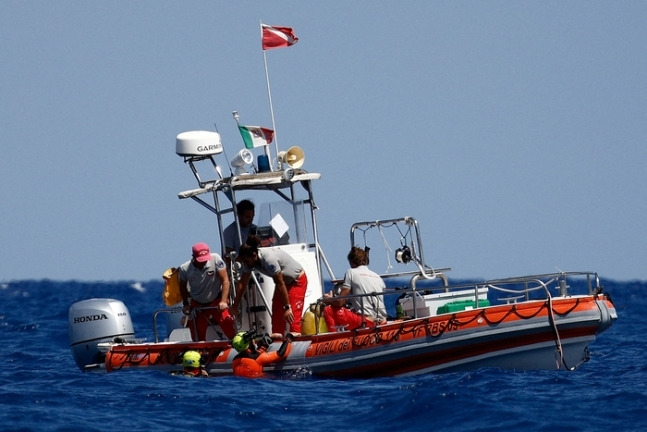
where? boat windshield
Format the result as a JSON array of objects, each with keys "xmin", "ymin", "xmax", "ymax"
[{"xmin": 255, "ymin": 200, "xmax": 312, "ymax": 246}]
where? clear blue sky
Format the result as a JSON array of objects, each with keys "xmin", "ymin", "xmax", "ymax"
[{"xmin": 2, "ymin": 2, "xmax": 646, "ymax": 282}]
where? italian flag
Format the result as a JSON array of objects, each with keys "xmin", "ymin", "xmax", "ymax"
[{"xmin": 238, "ymin": 125, "xmax": 274, "ymax": 149}]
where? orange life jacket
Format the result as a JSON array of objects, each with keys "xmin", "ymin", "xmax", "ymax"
[{"xmin": 232, "ymin": 342, "xmax": 292, "ymax": 378}]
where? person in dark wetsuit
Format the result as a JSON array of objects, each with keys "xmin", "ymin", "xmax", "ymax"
[{"xmin": 231, "ymin": 331, "xmax": 295, "ymax": 378}]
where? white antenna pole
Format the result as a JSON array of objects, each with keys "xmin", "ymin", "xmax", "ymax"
[{"xmin": 261, "ymin": 21, "xmax": 279, "ymax": 169}]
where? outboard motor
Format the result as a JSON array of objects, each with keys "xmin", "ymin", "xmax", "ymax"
[{"xmin": 69, "ymin": 298, "xmax": 135, "ymax": 371}]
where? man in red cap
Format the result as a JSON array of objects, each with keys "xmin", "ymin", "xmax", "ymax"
[{"xmin": 178, "ymin": 242, "xmax": 236, "ymax": 340}]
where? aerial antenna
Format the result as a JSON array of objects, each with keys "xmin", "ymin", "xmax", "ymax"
[{"xmin": 214, "ymin": 119, "xmax": 233, "ymax": 177}]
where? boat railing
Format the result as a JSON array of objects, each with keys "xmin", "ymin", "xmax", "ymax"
[
  {"xmin": 317, "ymin": 242, "xmax": 338, "ymax": 281},
  {"xmin": 152, "ymin": 307, "xmax": 182, "ymax": 343},
  {"xmin": 350, "ymin": 216, "xmax": 441, "ymax": 281},
  {"xmin": 480, "ymin": 271, "xmax": 601, "ymax": 301},
  {"xmin": 374, "ymin": 268, "xmax": 451, "ymax": 285},
  {"xmin": 152, "ymin": 303, "xmax": 245, "ymax": 343},
  {"xmin": 409, "ymin": 269, "xmax": 450, "ymax": 290},
  {"xmin": 307, "ymin": 271, "xmax": 602, "ymax": 334},
  {"xmin": 414, "ymin": 271, "xmax": 601, "ymax": 305}
]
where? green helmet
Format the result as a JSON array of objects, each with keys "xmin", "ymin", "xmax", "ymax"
[
  {"xmin": 232, "ymin": 331, "xmax": 250, "ymax": 352},
  {"xmin": 183, "ymin": 350, "xmax": 201, "ymax": 368}
]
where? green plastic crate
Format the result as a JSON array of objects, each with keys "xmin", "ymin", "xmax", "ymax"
[{"xmin": 436, "ymin": 299, "xmax": 490, "ymax": 314}]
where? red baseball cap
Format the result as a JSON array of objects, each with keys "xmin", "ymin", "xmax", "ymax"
[{"xmin": 192, "ymin": 242, "xmax": 211, "ymax": 262}]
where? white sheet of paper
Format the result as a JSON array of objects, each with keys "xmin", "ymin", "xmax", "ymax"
[{"xmin": 270, "ymin": 213, "xmax": 289, "ymax": 238}]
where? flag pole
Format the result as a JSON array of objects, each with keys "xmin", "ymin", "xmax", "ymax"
[{"xmin": 261, "ymin": 21, "xmax": 279, "ymax": 170}]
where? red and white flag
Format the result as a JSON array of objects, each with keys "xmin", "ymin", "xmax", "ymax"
[{"xmin": 262, "ymin": 24, "xmax": 298, "ymax": 50}]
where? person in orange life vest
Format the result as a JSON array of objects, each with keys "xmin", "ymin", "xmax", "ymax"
[
  {"xmin": 323, "ymin": 247, "xmax": 387, "ymax": 331},
  {"xmin": 231, "ymin": 331, "xmax": 295, "ymax": 378},
  {"xmin": 231, "ymin": 235, "xmax": 307, "ymax": 335},
  {"xmin": 178, "ymin": 242, "xmax": 236, "ymax": 340}
]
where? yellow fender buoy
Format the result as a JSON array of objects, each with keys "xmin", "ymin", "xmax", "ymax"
[{"xmin": 301, "ymin": 303, "xmax": 328, "ymax": 335}]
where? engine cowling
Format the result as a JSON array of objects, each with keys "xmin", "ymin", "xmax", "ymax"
[{"xmin": 69, "ymin": 298, "xmax": 135, "ymax": 371}]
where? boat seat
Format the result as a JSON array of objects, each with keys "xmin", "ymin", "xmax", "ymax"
[{"xmin": 168, "ymin": 328, "xmax": 192, "ymax": 342}]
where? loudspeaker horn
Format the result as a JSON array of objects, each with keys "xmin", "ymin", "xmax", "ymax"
[{"xmin": 278, "ymin": 146, "xmax": 305, "ymax": 169}]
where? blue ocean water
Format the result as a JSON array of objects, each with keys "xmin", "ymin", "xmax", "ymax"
[{"xmin": 1, "ymin": 279, "xmax": 645, "ymax": 432}]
